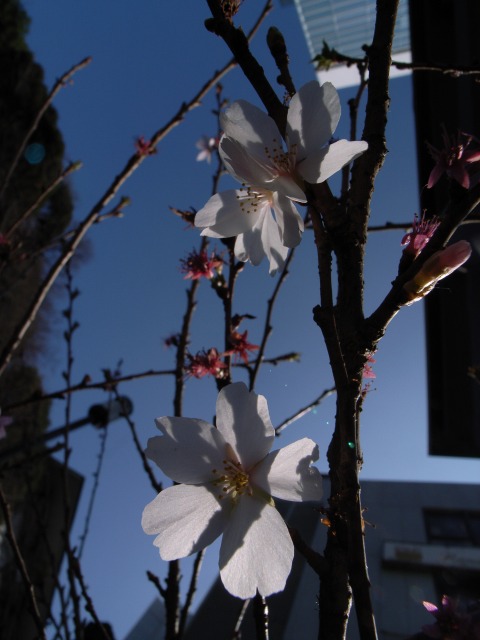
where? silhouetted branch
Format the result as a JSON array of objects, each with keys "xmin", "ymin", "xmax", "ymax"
[
  {"xmin": 178, "ymin": 550, "xmax": 205, "ymax": 638},
  {"xmin": 0, "ymin": 13, "xmax": 266, "ymax": 378},
  {"xmin": 253, "ymin": 594, "xmax": 269, "ymax": 640},
  {"xmin": 314, "ymin": 43, "xmax": 480, "ymax": 79},
  {"xmin": 275, "ymin": 387, "xmax": 336, "ymax": 435},
  {"xmin": 4, "ymin": 367, "xmax": 175, "ymax": 412},
  {"xmin": 0, "ymin": 486, "xmax": 47, "ymax": 640},
  {"xmin": 112, "ymin": 389, "xmax": 162, "ymax": 494},
  {"xmin": 250, "ymin": 248, "xmax": 296, "ymax": 391},
  {"xmin": 289, "ymin": 527, "xmax": 328, "ymax": 576},
  {"xmin": 4, "ymin": 162, "xmax": 82, "ymax": 240},
  {"xmin": 71, "ymin": 555, "xmax": 113, "ymax": 639},
  {"xmin": 0, "ymin": 56, "xmax": 92, "ymax": 203},
  {"xmin": 231, "ymin": 599, "xmax": 251, "ymax": 639}
]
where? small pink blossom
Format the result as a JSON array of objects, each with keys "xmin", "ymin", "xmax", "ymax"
[
  {"xmin": 422, "ymin": 596, "xmax": 480, "ymax": 640},
  {"xmin": 227, "ymin": 330, "xmax": 259, "ymax": 364},
  {"xmin": 180, "ymin": 249, "xmax": 223, "ymax": 280},
  {"xmin": 427, "ymin": 129, "xmax": 480, "ymax": 189},
  {"xmin": 362, "ymin": 354, "xmax": 376, "ymax": 380},
  {"xmin": 186, "ymin": 348, "xmax": 227, "ymax": 379},
  {"xmin": 0, "ymin": 233, "xmax": 9, "ymax": 246},
  {"xmin": 135, "ymin": 136, "xmax": 157, "ymax": 157},
  {"xmin": 195, "ymin": 136, "xmax": 218, "ymax": 164},
  {"xmin": 401, "ymin": 213, "xmax": 440, "ymax": 258}
]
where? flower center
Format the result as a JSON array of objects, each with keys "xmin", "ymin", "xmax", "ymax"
[
  {"xmin": 235, "ymin": 187, "xmax": 271, "ymax": 215},
  {"xmin": 444, "ymin": 142, "xmax": 464, "ymax": 166},
  {"xmin": 211, "ymin": 448, "xmax": 251, "ymax": 502},
  {"xmin": 264, "ymin": 138, "xmax": 297, "ymax": 176}
]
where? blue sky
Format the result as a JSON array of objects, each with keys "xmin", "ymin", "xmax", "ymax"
[{"xmin": 20, "ymin": 1, "xmax": 480, "ymax": 637}]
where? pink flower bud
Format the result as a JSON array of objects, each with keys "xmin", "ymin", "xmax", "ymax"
[
  {"xmin": 403, "ymin": 240, "xmax": 472, "ymax": 303},
  {"xmin": 422, "ymin": 240, "xmax": 472, "ymax": 277}
]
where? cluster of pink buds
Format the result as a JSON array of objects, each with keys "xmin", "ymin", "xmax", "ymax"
[
  {"xmin": 185, "ymin": 348, "xmax": 227, "ymax": 379},
  {"xmin": 362, "ymin": 353, "xmax": 376, "ymax": 380},
  {"xmin": 180, "ymin": 249, "xmax": 223, "ymax": 281},
  {"xmin": 227, "ymin": 330, "xmax": 259, "ymax": 364},
  {"xmin": 134, "ymin": 136, "xmax": 157, "ymax": 157},
  {"xmin": 427, "ymin": 129, "xmax": 480, "ymax": 190}
]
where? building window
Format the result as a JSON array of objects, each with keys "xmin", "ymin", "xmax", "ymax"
[
  {"xmin": 425, "ymin": 509, "xmax": 480, "ymax": 545},
  {"xmin": 424, "ymin": 509, "xmax": 480, "ymax": 601}
]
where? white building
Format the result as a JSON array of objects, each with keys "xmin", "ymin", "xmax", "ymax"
[{"xmin": 282, "ymin": 0, "xmax": 411, "ymax": 88}]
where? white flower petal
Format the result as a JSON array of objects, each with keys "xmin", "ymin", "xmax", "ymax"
[
  {"xmin": 216, "ymin": 382, "xmax": 274, "ymax": 469},
  {"xmin": 298, "ymin": 139, "xmax": 368, "ymax": 184},
  {"xmin": 195, "ymin": 190, "xmax": 261, "ymax": 238},
  {"xmin": 233, "ymin": 234, "xmax": 250, "ymax": 263},
  {"xmin": 146, "ymin": 416, "xmax": 226, "ymax": 484},
  {"xmin": 272, "ymin": 193, "xmax": 304, "ymax": 248},
  {"xmin": 287, "ymin": 81, "xmax": 341, "ymax": 160},
  {"xmin": 260, "ymin": 207, "xmax": 290, "ymax": 274},
  {"xmin": 219, "ymin": 495, "xmax": 294, "ymax": 599},
  {"xmin": 239, "ymin": 210, "xmax": 274, "ymax": 267},
  {"xmin": 234, "ymin": 211, "xmax": 289, "ymax": 275},
  {"xmin": 251, "ymin": 438, "xmax": 323, "ymax": 502},
  {"xmin": 220, "ymin": 137, "xmax": 276, "ymax": 186},
  {"xmin": 238, "ymin": 224, "xmax": 268, "ymax": 267},
  {"xmin": 221, "ymin": 100, "xmax": 281, "ymax": 160},
  {"xmin": 142, "ymin": 484, "xmax": 228, "ymax": 560},
  {"xmin": 251, "ymin": 209, "xmax": 290, "ymax": 273},
  {"xmin": 269, "ymin": 174, "xmax": 307, "ymax": 203}
]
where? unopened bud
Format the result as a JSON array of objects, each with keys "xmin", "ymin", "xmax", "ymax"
[{"xmin": 403, "ymin": 240, "xmax": 471, "ymax": 303}]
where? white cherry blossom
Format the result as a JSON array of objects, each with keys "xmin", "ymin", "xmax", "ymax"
[
  {"xmin": 142, "ymin": 382, "xmax": 322, "ymax": 599},
  {"xmin": 195, "ymin": 81, "xmax": 368, "ymax": 274}
]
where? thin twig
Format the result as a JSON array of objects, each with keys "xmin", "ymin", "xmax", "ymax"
[
  {"xmin": 4, "ymin": 162, "xmax": 82, "ymax": 240},
  {"xmin": 235, "ymin": 352, "xmax": 300, "ymax": 371},
  {"xmin": 0, "ymin": 57, "xmax": 92, "ymax": 203},
  {"xmin": 0, "ymin": 485, "xmax": 47, "ymax": 639},
  {"xmin": 4, "ymin": 367, "xmax": 175, "ymax": 411},
  {"xmin": 61, "ymin": 263, "xmax": 83, "ymax": 637},
  {"xmin": 77, "ymin": 412, "xmax": 110, "ymax": 559},
  {"xmin": 0, "ymin": 27, "xmax": 256, "ymax": 378},
  {"xmin": 178, "ymin": 550, "xmax": 205, "ymax": 638},
  {"xmin": 253, "ymin": 594, "xmax": 269, "ymax": 640},
  {"xmin": 315, "ymin": 46, "xmax": 480, "ymax": 79},
  {"xmin": 341, "ymin": 64, "xmax": 368, "ymax": 202},
  {"xmin": 231, "ymin": 599, "xmax": 251, "ymax": 639},
  {"xmin": 275, "ymin": 387, "xmax": 336, "ymax": 435},
  {"xmin": 23, "ymin": 471, "xmax": 71, "ymax": 638},
  {"xmin": 165, "ymin": 560, "xmax": 181, "ymax": 640},
  {"xmin": 146, "ymin": 570, "xmax": 167, "ymax": 598},
  {"xmin": 206, "ymin": 0, "xmax": 284, "ymax": 131},
  {"xmin": 289, "ymin": 527, "xmax": 328, "ymax": 577},
  {"xmin": 112, "ymin": 388, "xmax": 162, "ymax": 494},
  {"xmin": 250, "ymin": 247, "xmax": 296, "ymax": 390},
  {"xmin": 71, "ymin": 555, "xmax": 113, "ymax": 639}
]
